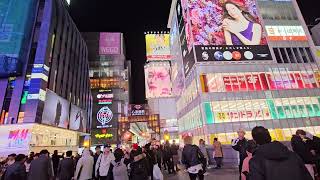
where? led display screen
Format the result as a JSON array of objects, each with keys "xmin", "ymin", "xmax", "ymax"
[
  {"xmin": 99, "ymin": 32, "xmax": 121, "ymax": 55},
  {"xmin": 180, "ymin": 0, "xmax": 272, "ymax": 62},
  {"xmin": 42, "ymin": 90, "xmax": 70, "ymax": 129},
  {"xmin": 69, "ymin": 104, "xmax": 87, "ymax": 132},
  {"xmin": 0, "ymin": 0, "xmax": 37, "ymax": 77},
  {"xmin": 144, "ymin": 62, "xmax": 172, "ymax": 98},
  {"xmin": 145, "ymin": 34, "xmax": 171, "ymax": 61}
]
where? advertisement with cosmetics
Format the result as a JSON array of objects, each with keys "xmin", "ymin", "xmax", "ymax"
[
  {"xmin": 145, "ymin": 63, "xmax": 172, "ymax": 98},
  {"xmin": 181, "ymin": 0, "xmax": 271, "ymax": 62}
]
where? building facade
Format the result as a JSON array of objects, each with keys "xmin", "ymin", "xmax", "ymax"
[
  {"xmin": 168, "ymin": 0, "xmax": 320, "ymax": 145},
  {"xmin": 82, "ymin": 32, "xmax": 129, "ymax": 146},
  {"xmin": 0, "ymin": 0, "xmax": 92, "ymax": 155}
]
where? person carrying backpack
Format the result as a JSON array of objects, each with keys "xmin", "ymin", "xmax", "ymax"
[{"xmin": 112, "ymin": 148, "xmax": 129, "ymax": 180}]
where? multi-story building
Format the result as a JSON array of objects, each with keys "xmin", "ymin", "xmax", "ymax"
[
  {"xmin": 0, "ymin": 0, "xmax": 92, "ymax": 155},
  {"xmin": 82, "ymin": 32, "xmax": 129, "ymax": 146},
  {"xmin": 168, "ymin": 0, "xmax": 320, "ymax": 145}
]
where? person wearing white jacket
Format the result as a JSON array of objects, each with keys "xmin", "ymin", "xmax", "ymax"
[
  {"xmin": 95, "ymin": 145, "xmax": 115, "ymax": 180},
  {"xmin": 74, "ymin": 149, "xmax": 94, "ymax": 180}
]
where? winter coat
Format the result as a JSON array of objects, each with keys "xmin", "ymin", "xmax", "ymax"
[
  {"xmin": 58, "ymin": 157, "xmax": 75, "ymax": 180},
  {"xmin": 291, "ymin": 135, "xmax": 315, "ymax": 164},
  {"xmin": 213, "ymin": 141, "xmax": 223, "ymax": 158},
  {"xmin": 75, "ymin": 150, "xmax": 94, "ymax": 180},
  {"xmin": 129, "ymin": 154, "xmax": 148, "ymax": 180},
  {"xmin": 232, "ymin": 138, "xmax": 248, "ymax": 163},
  {"xmin": 95, "ymin": 153, "xmax": 115, "ymax": 177},
  {"xmin": 4, "ymin": 162, "xmax": 26, "ymax": 180},
  {"xmin": 181, "ymin": 144, "xmax": 204, "ymax": 169},
  {"xmin": 28, "ymin": 155, "xmax": 54, "ymax": 180},
  {"xmin": 171, "ymin": 144, "xmax": 179, "ymax": 156},
  {"xmin": 248, "ymin": 141, "xmax": 313, "ymax": 180}
]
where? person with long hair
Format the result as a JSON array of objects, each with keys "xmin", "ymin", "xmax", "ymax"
[{"xmin": 222, "ymin": 0, "xmax": 262, "ymax": 45}]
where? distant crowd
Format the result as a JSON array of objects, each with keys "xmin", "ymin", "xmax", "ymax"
[{"xmin": 0, "ymin": 126, "xmax": 319, "ymax": 180}]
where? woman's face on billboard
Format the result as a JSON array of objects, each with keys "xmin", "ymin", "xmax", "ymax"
[{"xmin": 226, "ymin": 3, "xmax": 242, "ymax": 19}]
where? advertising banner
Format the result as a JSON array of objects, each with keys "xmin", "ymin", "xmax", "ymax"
[
  {"xmin": 69, "ymin": 104, "xmax": 87, "ymax": 132},
  {"xmin": 180, "ymin": 25, "xmax": 196, "ymax": 76},
  {"xmin": 0, "ymin": 124, "xmax": 33, "ymax": 156},
  {"xmin": 265, "ymin": 26, "xmax": 307, "ymax": 41},
  {"xmin": 92, "ymin": 89, "xmax": 118, "ymax": 129},
  {"xmin": 99, "ymin": 32, "xmax": 121, "ymax": 55},
  {"xmin": 42, "ymin": 90, "xmax": 70, "ymax": 129},
  {"xmin": 145, "ymin": 63, "xmax": 172, "ymax": 98},
  {"xmin": 129, "ymin": 104, "xmax": 147, "ymax": 116},
  {"xmin": 145, "ymin": 34, "xmax": 171, "ymax": 61},
  {"xmin": 0, "ymin": 0, "xmax": 37, "ymax": 77},
  {"xmin": 181, "ymin": 0, "xmax": 271, "ymax": 62},
  {"xmin": 214, "ymin": 109, "xmax": 271, "ymax": 123},
  {"xmin": 91, "ymin": 128, "xmax": 118, "ymax": 145}
]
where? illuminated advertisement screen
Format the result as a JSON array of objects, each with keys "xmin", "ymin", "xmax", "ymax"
[
  {"xmin": 91, "ymin": 89, "xmax": 118, "ymax": 129},
  {"xmin": 201, "ymin": 71, "xmax": 319, "ymax": 93},
  {"xmin": 99, "ymin": 32, "xmax": 121, "ymax": 55},
  {"xmin": 0, "ymin": 0, "xmax": 37, "ymax": 77},
  {"xmin": 145, "ymin": 34, "xmax": 171, "ymax": 61},
  {"xmin": 91, "ymin": 128, "xmax": 118, "ymax": 145},
  {"xmin": 69, "ymin": 104, "xmax": 87, "ymax": 132},
  {"xmin": 42, "ymin": 90, "xmax": 70, "ymax": 129},
  {"xmin": 144, "ymin": 62, "xmax": 172, "ymax": 98},
  {"xmin": 265, "ymin": 26, "xmax": 307, "ymax": 41},
  {"xmin": 180, "ymin": 0, "xmax": 272, "ymax": 62}
]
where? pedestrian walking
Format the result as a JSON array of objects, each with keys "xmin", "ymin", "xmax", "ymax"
[
  {"xmin": 199, "ymin": 139, "xmax": 209, "ymax": 175},
  {"xmin": 95, "ymin": 145, "xmax": 115, "ymax": 180},
  {"xmin": 129, "ymin": 149, "xmax": 148, "ymax": 180},
  {"xmin": 58, "ymin": 151, "xmax": 75, "ymax": 180},
  {"xmin": 74, "ymin": 149, "xmax": 94, "ymax": 180},
  {"xmin": 93, "ymin": 146, "xmax": 102, "ymax": 180},
  {"xmin": 52, "ymin": 150, "xmax": 63, "ymax": 177},
  {"xmin": 241, "ymin": 140, "xmax": 256, "ymax": 180},
  {"xmin": 182, "ymin": 136, "xmax": 205, "ymax": 180},
  {"xmin": 163, "ymin": 141, "xmax": 174, "ymax": 174},
  {"xmin": 154, "ymin": 145, "xmax": 162, "ymax": 170},
  {"xmin": 28, "ymin": 149, "xmax": 54, "ymax": 180},
  {"xmin": 3, "ymin": 154, "xmax": 27, "ymax": 180},
  {"xmin": 144, "ymin": 143, "xmax": 156, "ymax": 180},
  {"xmin": 291, "ymin": 129, "xmax": 316, "ymax": 179},
  {"xmin": 213, "ymin": 138, "xmax": 223, "ymax": 169},
  {"xmin": 171, "ymin": 140, "xmax": 180, "ymax": 172},
  {"xmin": 231, "ymin": 129, "xmax": 248, "ymax": 179},
  {"xmin": 111, "ymin": 148, "xmax": 129, "ymax": 180},
  {"xmin": 249, "ymin": 126, "xmax": 313, "ymax": 180}
]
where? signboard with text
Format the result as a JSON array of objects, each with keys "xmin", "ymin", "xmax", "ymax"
[{"xmin": 99, "ymin": 33, "xmax": 121, "ymax": 55}]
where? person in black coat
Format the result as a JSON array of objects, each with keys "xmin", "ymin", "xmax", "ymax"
[
  {"xmin": 4, "ymin": 154, "xmax": 27, "ymax": 180},
  {"xmin": 57, "ymin": 151, "xmax": 75, "ymax": 180},
  {"xmin": 248, "ymin": 126, "xmax": 313, "ymax": 180},
  {"xmin": 129, "ymin": 149, "xmax": 148, "ymax": 180},
  {"xmin": 231, "ymin": 129, "xmax": 248, "ymax": 178},
  {"xmin": 52, "ymin": 150, "xmax": 63, "ymax": 177}
]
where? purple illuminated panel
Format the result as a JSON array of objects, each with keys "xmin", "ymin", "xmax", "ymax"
[{"xmin": 99, "ymin": 33, "xmax": 121, "ymax": 55}]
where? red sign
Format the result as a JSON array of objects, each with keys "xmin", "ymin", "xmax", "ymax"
[
  {"xmin": 223, "ymin": 74, "xmax": 268, "ymax": 92},
  {"xmin": 267, "ymin": 72, "xmax": 318, "ymax": 90},
  {"xmin": 8, "ymin": 129, "xmax": 29, "ymax": 140}
]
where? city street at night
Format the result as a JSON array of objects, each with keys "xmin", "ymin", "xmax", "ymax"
[{"xmin": 1, "ymin": 0, "xmax": 320, "ymax": 180}]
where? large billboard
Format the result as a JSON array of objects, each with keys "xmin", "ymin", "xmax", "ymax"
[
  {"xmin": 99, "ymin": 32, "xmax": 121, "ymax": 55},
  {"xmin": 69, "ymin": 104, "xmax": 87, "ymax": 132},
  {"xmin": 145, "ymin": 34, "xmax": 171, "ymax": 61},
  {"xmin": 181, "ymin": 0, "xmax": 271, "ymax": 62},
  {"xmin": 144, "ymin": 62, "xmax": 172, "ymax": 98},
  {"xmin": 0, "ymin": 0, "xmax": 37, "ymax": 77},
  {"xmin": 42, "ymin": 90, "xmax": 70, "ymax": 129}
]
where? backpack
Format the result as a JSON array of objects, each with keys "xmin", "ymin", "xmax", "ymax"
[{"xmin": 112, "ymin": 158, "xmax": 128, "ymax": 177}]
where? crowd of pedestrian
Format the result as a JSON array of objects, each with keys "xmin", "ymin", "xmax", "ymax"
[{"xmin": 1, "ymin": 126, "xmax": 320, "ymax": 180}]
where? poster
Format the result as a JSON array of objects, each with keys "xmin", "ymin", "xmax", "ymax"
[
  {"xmin": 145, "ymin": 34, "xmax": 171, "ymax": 61},
  {"xmin": 42, "ymin": 90, "xmax": 70, "ymax": 129},
  {"xmin": 69, "ymin": 104, "xmax": 87, "ymax": 132},
  {"xmin": 144, "ymin": 63, "xmax": 172, "ymax": 98},
  {"xmin": 99, "ymin": 32, "xmax": 121, "ymax": 55},
  {"xmin": 180, "ymin": 0, "xmax": 272, "ymax": 62}
]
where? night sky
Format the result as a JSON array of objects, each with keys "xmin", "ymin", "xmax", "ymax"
[{"xmin": 69, "ymin": 0, "xmax": 320, "ymax": 104}]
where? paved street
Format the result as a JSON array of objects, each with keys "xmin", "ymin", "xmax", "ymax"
[{"xmin": 165, "ymin": 167, "xmax": 239, "ymax": 180}]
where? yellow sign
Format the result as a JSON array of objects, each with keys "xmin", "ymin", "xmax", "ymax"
[
  {"xmin": 95, "ymin": 133, "xmax": 113, "ymax": 139},
  {"xmin": 145, "ymin": 34, "xmax": 171, "ymax": 61}
]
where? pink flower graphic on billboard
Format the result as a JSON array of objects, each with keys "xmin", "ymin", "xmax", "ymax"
[{"xmin": 99, "ymin": 32, "xmax": 121, "ymax": 55}]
